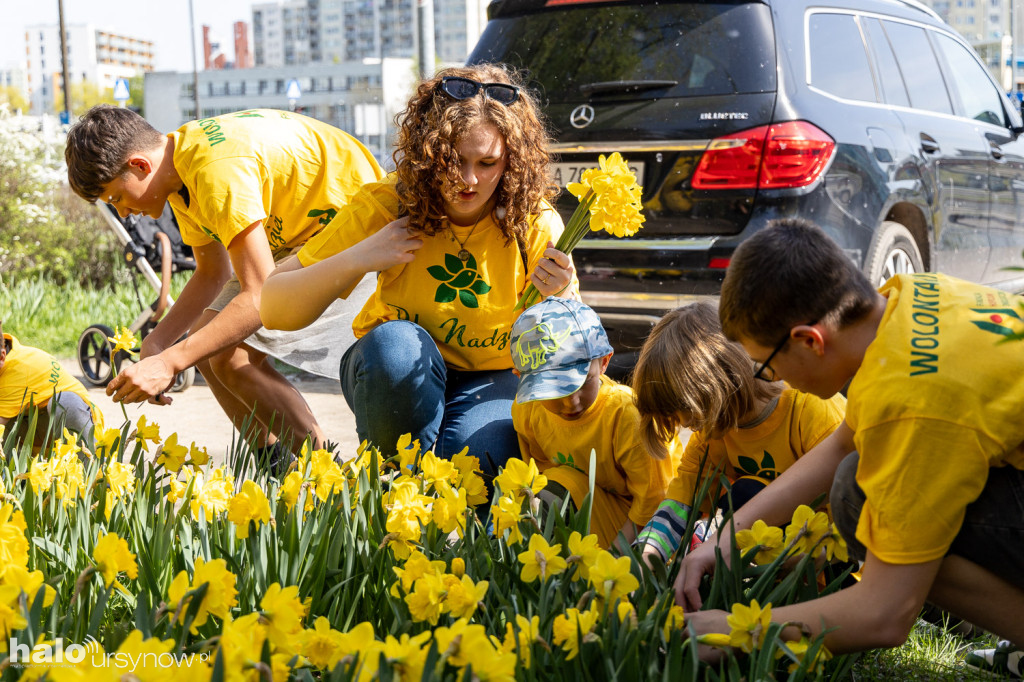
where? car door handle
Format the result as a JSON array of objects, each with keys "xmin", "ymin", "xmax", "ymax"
[
  {"xmin": 989, "ymin": 140, "xmax": 1005, "ymax": 160},
  {"xmin": 920, "ymin": 134, "xmax": 940, "ymax": 154}
]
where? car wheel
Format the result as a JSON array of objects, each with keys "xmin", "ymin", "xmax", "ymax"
[
  {"xmin": 171, "ymin": 367, "xmax": 196, "ymax": 392},
  {"xmin": 865, "ymin": 221, "xmax": 924, "ymax": 287}
]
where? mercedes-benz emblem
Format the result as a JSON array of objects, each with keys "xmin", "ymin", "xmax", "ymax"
[{"xmin": 570, "ymin": 104, "xmax": 595, "ymax": 129}]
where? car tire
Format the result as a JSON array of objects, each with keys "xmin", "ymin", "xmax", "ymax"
[
  {"xmin": 865, "ymin": 221, "xmax": 924, "ymax": 287},
  {"xmin": 171, "ymin": 367, "xmax": 196, "ymax": 392}
]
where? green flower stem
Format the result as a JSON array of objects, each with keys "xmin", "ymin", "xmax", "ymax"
[{"xmin": 515, "ymin": 190, "xmax": 597, "ymax": 311}]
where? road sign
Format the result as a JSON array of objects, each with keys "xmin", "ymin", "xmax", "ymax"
[
  {"xmin": 286, "ymin": 79, "xmax": 302, "ymax": 100},
  {"xmin": 113, "ymin": 78, "xmax": 130, "ymax": 102}
]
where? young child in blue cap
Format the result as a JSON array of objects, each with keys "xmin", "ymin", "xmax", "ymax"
[{"xmin": 510, "ymin": 297, "xmax": 676, "ymax": 549}]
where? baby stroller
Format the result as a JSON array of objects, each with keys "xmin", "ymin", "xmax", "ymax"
[{"xmin": 76, "ymin": 202, "xmax": 198, "ymax": 392}]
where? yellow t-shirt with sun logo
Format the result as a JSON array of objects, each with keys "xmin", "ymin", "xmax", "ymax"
[
  {"xmin": 666, "ymin": 388, "xmax": 846, "ymax": 511},
  {"xmin": 0, "ymin": 334, "xmax": 101, "ymax": 423},
  {"xmin": 167, "ymin": 110, "xmax": 383, "ymax": 251},
  {"xmin": 846, "ymin": 273, "xmax": 1024, "ymax": 565},
  {"xmin": 297, "ymin": 176, "xmax": 577, "ymax": 371}
]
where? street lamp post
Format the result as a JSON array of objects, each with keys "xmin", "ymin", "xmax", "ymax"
[
  {"xmin": 188, "ymin": 0, "xmax": 201, "ymax": 119},
  {"xmin": 57, "ymin": 0, "xmax": 71, "ymax": 122}
]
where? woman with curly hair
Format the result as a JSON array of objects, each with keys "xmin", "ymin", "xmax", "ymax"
[{"xmin": 261, "ymin": 64, "xmax": 578, "ymax": 475}]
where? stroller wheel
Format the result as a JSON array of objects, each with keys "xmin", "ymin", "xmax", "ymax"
[
  {"xmin": 171, "ymin": 367, "xmax": 196, "ymax": 392},
  {"xmin": 77, "ymin": 324, "xmax": 116, "ymax": 387}
]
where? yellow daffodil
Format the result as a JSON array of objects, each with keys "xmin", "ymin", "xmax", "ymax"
[
  {"xmin": 379, "ymin": 631, "xmax": 430, "ymax": 681},
  {"xmin": 309, "ymin": 449, "xmax": 345, "ymax": 502},
  {"xmin": 114, "ymin": 631, "xmax": 177, "ymax": 681},
  {"xmin": 165, "ymin": 469, "xmax": 194, "ymax": 505},
  {"xmin": 0, "ymin": 586, "xmax": 29, "ymax": 642},
  {"xmin": 51, "ymin": 449, "xmax": 86, "ymax": 508},
  {"xmin": 188, "ymin": 441, "xmax": 210, "ymax": 469},
  {"xmin": 107, "ymin": 326, "xmax": 139, "ymax": 355},
  {"xmin": 726, "ymin": 599, "xmax": 773, "ymax": 653},
  {"xmin": 133, "ymin": 415, "xmax": 162, "ymax": 451},
  {"xmin": 445, "ymin": 574, "xmax": 488, "ymax": 619},
  {"xmin": 394, "ymin": 432, "xmax": 423, "ymax": 475},
  {"xmin": 278, "ymin": 470, "xmax": 304, "ymax": 513},
  {"xmin": 617, "ymin": 601, "xmax": 637, "ymax": 627},
  {"xmin": 663, "ymin": 604, "xmax": 686, "ymax": 641},
  {"xmin": 502, "ymin": 613, "xmax": 540, "ymax": 667},
  {"xmin": 736, "ymin": 519, "xmax": 786, "ymax": 565},
  {"xmin": 567, "ymin": 531, "xmax": 602, "ymax": 580},
  {"xmin": 777, "ymin": 636, "xmax": 833, "ymax": 674},
  {"xmin": 450, "ymin": 557, "xmax": 466, "ymax": 578},
  {"xmin": 300, "ymin": 616, "xmax": 346, "ymax": 669},
  {"xmin": 167, "ymin": 557, "xmax": 238, "ymax": 633},
  {"xmin": 494, "ymin": 457, "xmax": 547, "ymax": 500},
  {"xmin": 552, "ymin": 607, "xmax": 600, "ymax": 660},
  {"xmin": 785, "ymin": 505, "xmax": 832, "ymax": 555},
  {"xmin": 216, "ymin": 612, "xmax": 269, "ymax": 678},
  {"xmin": 431, "ymin": 480, "xmax": 468, "ymax": 535},
  {"xmin": 587, "ymin": 550, "xmax": 639, "ymax": 602},
  {"xmin": 189, "ymin": 467, "xmax": 233, "ymax": 522},
  {"xmin": 104, "ymin": 460, "xmax": 136, "ymax": 520},
  {"xmin": 0, "ymin": 504, "xmax": 28, "ymax": 571},
  {"xmin": 156, "ymin": 432, "xmax": 188, "ymax": 472},
  {"xmin": 518, "ymin": 533, "xmax": 567, "ymax": 582},
  {"xmin": 260, "ymin": 582, "xmax": 309, "ymax": 649},
  {"xmin": 28, "ymin": 456, "xmax": 54, "ymax": 495},
  {"xmin": 227, "ymin": 479, "xmax": 272, "ymax": 539},
  {"xmin": 404, "ymin": 572, "xmax": 447, "ymax": 625},
  {"xmin": 391, "ymin": 550, "xmax": 446, "ymax": 597},
  {"xmin": 420, "ymin": 450, "xmax": 457, "ymax": 487},
  {"xmin": 822, "ymin": 523, "xmax": 850, "ymax": 562},
  {"xmin": 491, "ymin": 493, "xmax": 525, "ymax": 545},
  {"xmin": 92, "ymin": 424, "xmax": 122, "ymax": 454},
  {"xmin": 433, "ymin": 619, "xmax": 491, "ymax": 668},
  {"xmin": 517, "ymin": 151, "xmax": 644, "ymax": 309},
  {"xmin": 93, "ymin": 531, "xmax": 138, "ymax": 588},
  {"xmin": 451, "ymin": 448, "xmax": 489, "ymax": 506},
  {"xmin": 0, "ymin": 565, "xmax": 56, "ymax": 607},
  {"xmin": 51, "ymin": 428, "xmax": 80, "ymax": 460}
]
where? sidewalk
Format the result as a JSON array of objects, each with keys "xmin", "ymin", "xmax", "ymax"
[{"xmin": 59, "ymin": 358, "xmax": 361, "ymax": 463}]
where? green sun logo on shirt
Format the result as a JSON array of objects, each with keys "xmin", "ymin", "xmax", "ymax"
[
  {"xmin": 199, "ymin": 226, "xmax": 222, "ymax": 244},
  {"xmin": 969, "ymin": 307, "xmax": 1024, "ymax": 337},
  {"xmin": 428, "ymin": 253, "xmax": 492, "ymax": 308},
  {"xmin": 736, "ymin": 450, "xmax": 779, "ymax": 481}
]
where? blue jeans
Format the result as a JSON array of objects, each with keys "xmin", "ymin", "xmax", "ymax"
[{"xmin": 339, "ymin": 320, "xmax": 519, "ymax": 478}]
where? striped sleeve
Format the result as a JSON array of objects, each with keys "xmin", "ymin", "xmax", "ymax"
[{"xmin": 635, "ymin": 499, "xmax": 691, "ymax": 561}]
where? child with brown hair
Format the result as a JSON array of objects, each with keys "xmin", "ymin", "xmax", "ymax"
[{"xmin": 632, "ymin": 301, "xmax": 846, "ymax": 563}]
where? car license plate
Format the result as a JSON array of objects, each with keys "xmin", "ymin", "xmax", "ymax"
[{"xmin": 550, "ymin": 161, "xmax": 645, "ymax": 187}]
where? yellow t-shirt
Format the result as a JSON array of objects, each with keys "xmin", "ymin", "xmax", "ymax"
[
  {"xmin": 0, "ymin": 335, "xmax": 99, "ymax": 423},
  {"xmin": 512, "ymin": 375, "xmax": 675, "ymax": 526},
  {"xmin": 847, "ymin": 273, "xmax": 1024, "ymax": 565},
  {"xmin": 167, "ymin": 109, "xmax": 383, "ymax": 251},
  {"xmin": 667, "ymin": 388, "xmax": 846, "ymax": 511},
  {"xmin": 297, "ymin": 177, "xmax": 577, "ymax": 371}
]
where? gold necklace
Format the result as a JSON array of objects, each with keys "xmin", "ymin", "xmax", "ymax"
[{"xmin": 448, "ymin": 208, "xmax": 488, "ymax": 262}]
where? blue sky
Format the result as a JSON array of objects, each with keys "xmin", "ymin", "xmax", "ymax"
[{"xmin": 1, "ymin": 0, "xmax": 256, "ymax": 73}]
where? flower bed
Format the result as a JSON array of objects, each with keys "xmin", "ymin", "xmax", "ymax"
[{"xmin": 0, "ymin": 415, "xmax": 855, "ymax": 681}]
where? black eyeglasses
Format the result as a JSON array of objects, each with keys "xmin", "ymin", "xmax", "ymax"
[
  {"xmin": 752, "ymin": 320, "xmax": 817, "ymax": 382},
  {"xmin": 438, "ymin": 77, "xmax": 520, "ymax": 105}
]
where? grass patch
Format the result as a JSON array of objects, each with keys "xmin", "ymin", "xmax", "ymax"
[
  {"xmin": 0, "ymin": 273, "xmax": 191, "ymax": 358},
  {"xmin": 852, "ymin": 619, "xmax": 1000, "ymax": 681}
]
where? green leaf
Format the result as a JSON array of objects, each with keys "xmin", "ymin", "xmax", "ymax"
[
  {"xmin": 435, "ymin": 284, "xmax": 457, "ymax": 303},
  {"xmin": 449, "ymin": 268, "xmax": 476, "ymax": 288},
  {"xmin": 470, "ymin": 278, "xmax": 491, "ymax": 295},
  {"xmin": 736, "ymin": 455, "xmax": 759, "ymax": 476},
  {"xmin": 459, "ymin": 289, "xmax": 479, "ymax": 308},
  {"xmin": 444, "ymin": 253, "xmax": 464, "ymax": 274},
  {"xmin": 762, "ymin": 451, "xmax": 776, "ymax": 471},
  {"xmin": 427, "ymin": 265, "xmax": 452, "ymax": 282}
]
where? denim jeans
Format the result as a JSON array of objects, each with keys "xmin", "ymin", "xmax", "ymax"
[
  {"xmin": 340, "ymin": 320, "xmax": 519, "ymax": 478},
  {"xmin": 831, "ymin": 451, "xmax": 1024, "ymax": 588}
]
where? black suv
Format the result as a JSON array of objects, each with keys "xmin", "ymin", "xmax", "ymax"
[{"xmin": 469, "ymin": 0, "xmax": 1024, "ymax": 367}]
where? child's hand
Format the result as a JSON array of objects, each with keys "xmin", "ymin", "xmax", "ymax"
[
  {"xmin": 530, "ymin": 242, "xmax": 575, "ymax": 298},
  {"xmin": 354, "ymin": 217, "xmax": 423, "ymax": 272},
  {"xmin": 107, "ymin": 355, "xmax": 175, "ymax": 404},
  {"xmin": 673, "ymin": 537, "xmax": 722, "ymax": 611}
]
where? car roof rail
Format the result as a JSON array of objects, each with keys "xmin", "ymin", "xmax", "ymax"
[{"xmin": 892, "ymin": 0, "xmax": 942, "ymax": 21}]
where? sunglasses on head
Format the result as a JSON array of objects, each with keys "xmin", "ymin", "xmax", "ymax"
[{"xmin": 438, "ymin": 76, "xmax": 520, "ymax": 105}]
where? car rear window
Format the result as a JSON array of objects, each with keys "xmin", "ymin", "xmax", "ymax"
[{"xmin": 468, "ymin": 1, "xmax": 776, "ymax": 103}]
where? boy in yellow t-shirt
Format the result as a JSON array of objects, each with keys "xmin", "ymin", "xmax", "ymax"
[
  {"xmin": 0, "ymin": 321, "xmax": 101, "ymax": 445},
  {"xmin": 509, "ymin": 298, "xmax": 674, "ymax": 549},
  {"xmin": 679, "ymin": 218, "xmax": 1024, "ymax": 662},
  {"xmin": 65, "ymin": 106, "xmax": 383, "ymax": 466}
]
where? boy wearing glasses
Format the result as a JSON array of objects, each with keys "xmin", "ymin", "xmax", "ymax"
[
  {"xmin": 677, "ymin": 218, "xmax": 1024, "ymax": 666},
  {"xmin": 64, "ymin": 106, "xmax": 383, "ymax": 463}
]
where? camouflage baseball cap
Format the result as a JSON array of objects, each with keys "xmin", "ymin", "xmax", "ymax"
[{"xmin": 510, "ymin": 297, "xmax": 613, "ymax": 404}]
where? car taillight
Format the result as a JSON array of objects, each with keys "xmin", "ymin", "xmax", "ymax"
[{"xmin": 691, "ymin": 121, "xmax": 835, "ymax": 190}]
